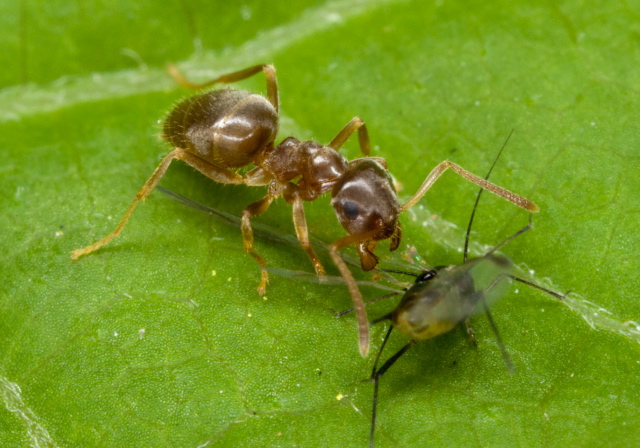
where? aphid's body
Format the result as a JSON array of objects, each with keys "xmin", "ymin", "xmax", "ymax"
[
  {"xmin": 71, "ymin": 64, "xmax": 538, "ymax": 355},
  {"xmin": 391, "ymin": 254, "xmax": 511, "ymax": 340}
]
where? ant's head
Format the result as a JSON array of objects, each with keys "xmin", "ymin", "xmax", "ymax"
[{"xmin": 331, "ymin": 159, "xmax": 401, "ymax": 270}]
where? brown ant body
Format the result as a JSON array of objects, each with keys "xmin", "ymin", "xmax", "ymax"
[{"xmin": 71, "ymin": 64, "xmax": 538, "ymax": 355}]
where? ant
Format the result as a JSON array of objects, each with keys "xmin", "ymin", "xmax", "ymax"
[
  {"xmin": 71, "ymin": 64, "xmax": 539, "ymax": 356},
  {"xmin": 365, "ymin": 138, "xmax": 567, "ymax": 447}
]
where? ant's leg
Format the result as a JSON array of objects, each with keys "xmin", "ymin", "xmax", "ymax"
[
  {"xmin": 175, "ymin": 149, "xmax": 244, "ymax": 184},
  {"xmin": 243, "ymin": 166, "xmax": 273, "ymax": 186},
  {"xmin": 168, "ymin": 64, "xmax": 279, "ymax": 112},
  {"xmin": 71, "ymin": 148, "xmax": 243, "ymax": 260},
  {"xmin": 290, "ymin": 192, "xmax": 326, "ymax": 276},
  {"xmin": 328, "ymin": 117, "xmax": 370, "ymax": 156},
  {"xmin": 400, "ymin": 161, "xmax": 539, "ymax": 213},
  {"xmin": 242, "ymin": 194, "xmax": 276, "ymax": 295}
]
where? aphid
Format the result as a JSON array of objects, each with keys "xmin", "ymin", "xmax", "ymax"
[
  {"xmin": 367, "ymin": 143, "xmax": 566, "ymax": 447},
  {"xmin": 71, "ymin": 64, "xmax": 538, "ymax": 355}
]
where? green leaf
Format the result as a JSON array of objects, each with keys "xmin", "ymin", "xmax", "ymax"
[{"xmin": 2, "ymin": 0, "xmax": 640, "ymax": 446}]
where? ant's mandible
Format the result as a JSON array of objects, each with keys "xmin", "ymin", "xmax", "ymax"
[{"xmin": 71, "ymin": 64, "xmax": 539, "ymax": 356}]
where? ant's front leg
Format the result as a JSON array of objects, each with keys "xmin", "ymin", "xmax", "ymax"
[
  {"xmin": 329, "ymin": 228, "xmax": 387, "ymax": 357},
  {"xmin": 328, "ymin": 117, "xmax": 370, "ymax": 156},
  {"xmin": 168, "ymin": 64, "xmax": 279, "ymax": 112},
  {"xmin": 284, "ymin": 185, "xmax": 326, "ymax": 277},
  {"xmin": 401, "ymin": 160, "xmax": 539, "ymax": 213}
]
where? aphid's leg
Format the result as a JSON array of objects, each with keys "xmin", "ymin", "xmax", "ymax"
[
  {"xmin": 464, "ymin": 319, "xmax": 478, "ymax": 346},
  {"xmin": 290, "ymin": 192, "xmax": 326, "ymax": 276},
  {"xmin": 400, "ymin": 161, "xmax": 539, "ymax": 213},
  {"xmin": 241, "ymin": 194, "xmax": 276, "ymax": 295},
  {"xmin": 486, "ymin": 214, "xmax": 534, "ymax": 257},
  {"xmin": 168, "ymin": 64, "xmax": 279, "ymax": 112},
  {"xmin": 329, "ymin": 228, "xmax": 386, "ymax": 356},
  {"xmin": 328, "ymin": 117, "xmax": 370, "ymax": 156},
  {"xmin": 479, "ymin": 275, "xmax": 515, "ymax": 372},
  {"xmin": 369, "ymin": 324, "xmax": 395, "ymax": 448},
  {"xmin": 370, "ymin": 338, "xmax": 417, "ymax": 448},
  {"xmin": 374, "ymin": 340, "xmax": 417, "ymax": 377},
  {"xmin": 71, "ymin": 148, "xmax": 243, "ymax": 260},
  {"xmin": 371, "ymin": 325, "xmax": 395, "ymax": 379},
  {"xmin": 510, "ymin": 276, "xmax": 567, "ymax": 301}
]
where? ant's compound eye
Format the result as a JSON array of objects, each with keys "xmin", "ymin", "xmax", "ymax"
[{"xmin": 343, "ymin": 201, "xmax": 360, "ymax": 220}]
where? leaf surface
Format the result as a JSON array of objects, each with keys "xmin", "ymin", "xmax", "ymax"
[{"xmin": 2, "ymin": 0, "xmax": 639, "ymax": 447}]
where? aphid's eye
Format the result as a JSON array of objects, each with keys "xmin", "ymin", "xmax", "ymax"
[
  {"xmin": 416, "ymin": 269, "xmax": 437, "ymax": 283},
  {"xmin": 343, "ymin": 201, "xmax": 360, "ymax": 220}
]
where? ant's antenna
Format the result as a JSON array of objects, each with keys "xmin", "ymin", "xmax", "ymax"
[{"xmin": 463, "ymin": 129, "xmax": 514, "ymax": 262}]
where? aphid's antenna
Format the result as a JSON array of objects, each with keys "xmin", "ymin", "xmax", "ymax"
[{"xmin": 464, "ymin": 129, "xmax": 515, "ymax": 262}]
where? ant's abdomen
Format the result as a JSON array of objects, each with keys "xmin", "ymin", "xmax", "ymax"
[{"xmin": 163, "ymin": 89, "xmax": 278, "ymax": 169}]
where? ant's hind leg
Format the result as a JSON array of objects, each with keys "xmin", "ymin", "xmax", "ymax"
[
  {"xmin": 328, "ymin": 117, "xmax": 370, "ymax": 156},
  {"xmin": 291, "ymin": 193, "xmax": 326, "ymax": 276},
  {"xmin": 71, "ymin": 148, "xmax": 243, "ymax": 260},
  {"xmin": 241, "ymin": 194, "xmax": 276, "ymax": 295},
  {"xmin": 400, "ymin": 160, "xmax": 540, "ymax": 213},
  {"xmin": 168, "ymin": 64, "xmax": 279, "ymax": 112}
]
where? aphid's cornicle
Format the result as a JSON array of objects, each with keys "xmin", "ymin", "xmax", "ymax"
[{"xmin": 71, "ymin": 64, "xmax": 538, "ymax": 356}]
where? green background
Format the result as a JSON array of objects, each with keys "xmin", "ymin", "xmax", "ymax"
[{"xmin": 2, "ymin": 0, "xmax": 640, "ymax": 446}]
